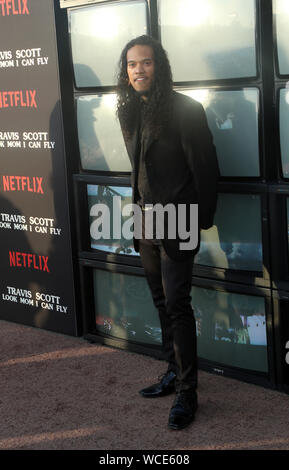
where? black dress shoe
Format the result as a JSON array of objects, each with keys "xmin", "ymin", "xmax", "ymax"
[
  {"xmin": 168, "ymin": 390, "xmax": 198, "ymax": 430},
  {"xmin": 139, "ymin": 371, "xmax": 176, "ymax": 398}
]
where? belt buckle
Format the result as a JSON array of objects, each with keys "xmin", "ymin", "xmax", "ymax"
[{"xmin": 142, "ymin": 204, "xmax": 153, "ymax": 211}]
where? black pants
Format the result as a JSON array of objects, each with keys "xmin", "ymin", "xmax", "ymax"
[{"xmin": 139, "ymin": 236, "xmax": 198, "ymax": 392}]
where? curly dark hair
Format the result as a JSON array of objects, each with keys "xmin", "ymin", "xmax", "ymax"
[{"xmin": 116, "ymin": 35, "xmax": 173, "ymax": 140}]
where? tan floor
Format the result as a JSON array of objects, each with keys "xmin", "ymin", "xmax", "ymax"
[{"xmin": 0, "ymin": 319, "xmax": 289, "ymax": 450}]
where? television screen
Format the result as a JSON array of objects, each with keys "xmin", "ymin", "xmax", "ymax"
[
  {"xmin": 273, "ymin": 0, "xmax": 289, "ymax": 75},
  {"xmin": 92, "ymin": 266, "xmax": 268, "ymax": 373},
  {"xmin": 87, "ymin": 184, "xmax": 263, "ymax": 272},
  {"xmin": 159, "ymin": 0, "xmax": 257, "ymax": 81},
  {"xmin": 180, "ymin": 88, "xmax": 260, "ymax": 177},
  {"xmin": 69, "ymin": 0, "xmax": 148, "ymax": 87},
  {"xmin": 196, "ymin": 193, "xmax": 263, "ymax": 271},
  {"xmin": 77, "ymin": 94, "xmax": 131, "ymax": 172},
  {"xmin": 87, "ymin": 184, "xmax": 137, "ymax": 256},
  {"xmin": 279, "ymin": 89, "xmax": 289, "ymax": 178},
  {"xmin": 192, "ymin": 286, "xmax": 268, "ymax": 373},
  {"xmin": 93, "ymin": 268, "xmax": 161, "ymax": 345}
]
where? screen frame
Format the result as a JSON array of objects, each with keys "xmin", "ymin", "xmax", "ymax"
[
  {"xmin": 157, "ymin": 0, "xmax": 261, "ymax": 84},
  {"xmin": 194, "ymin": 181, "xmax": 270, "ymax": 288},
  {"xmin": 67, "ymin": 0, "xmax": 151, "ymax": 91},
  {"xmin": 78, "ymin": 258, "xmax": 164, "ymax": 358},
  {"xmin": 74, "ymin": 91, "xmax": 132, "ymax": 176},
  {"xmin": 74, "ymin": 174, "xmax": 271, "ymax": 286},
  {"xmin": 78, "ymin": 258, "xmax": 276, "ymax": 388},
  {"xmin": 73, "ymin": 173, "xmax": 141, "ymax": 267},
  {"xmin": 67, "ymin": 1, "xmax": 268, "ymax": 180},
  {"xmin": 74, "ymin": 84, "xmax": 267, "ymax": 180},
  {"xmin": 175, "ymin": 84, "xmax": 264, "ymax": 181}
]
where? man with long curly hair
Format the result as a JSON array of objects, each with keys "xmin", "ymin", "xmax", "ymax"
[{"xmin": 116, "ymin": 35, "xmax": 219, "ymax": 430}]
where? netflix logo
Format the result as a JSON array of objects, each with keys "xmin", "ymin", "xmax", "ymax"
[
  {"xmin": 0, "ymin": 90, "xmax": 37, "ymax": 108},
  {"xmin": 9, "ymin": 251, "xmax": 50, "ymax": 272},
  {"xmin": 2, "ymin": 175, "xmax": 44, "ymax": 193},
  {"xmin": 0, "ymin": 0, "xmax": 29, "ymax": 16}
]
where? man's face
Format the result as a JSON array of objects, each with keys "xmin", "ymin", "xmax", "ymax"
[{"xmin": 126, "ymin": 45, "xmax": 155, "ymax": 97}]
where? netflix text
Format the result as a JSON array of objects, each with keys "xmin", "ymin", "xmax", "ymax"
[
  {"xmin": 2, "ymin": 175, "xmax": 44, "ymax": 193},
  {"xmin": 0, "ymin": 89, "xmax": 37, "ymax": 108},
  {"xmin": 0, "ymin": 0, "xmax": 29, "ymax": 16},
  {"xmin": 9, "ymin": 251, "xmax": 50, "ymax": 272}
]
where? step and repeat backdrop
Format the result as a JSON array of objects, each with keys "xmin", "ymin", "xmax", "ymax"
[{"xmin": 0, "ymin": 0, "xmax": 77, "ymax": 335}]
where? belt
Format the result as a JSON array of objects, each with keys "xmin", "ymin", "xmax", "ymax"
[{"xmin": 140, "ymin": 204, "xmax": 154, "ymax": 211}]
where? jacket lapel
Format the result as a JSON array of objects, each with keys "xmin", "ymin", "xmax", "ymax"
[
  {"xmin": 125, "ymin": 126, "xmax": 139, "ymax": 165},
  {"xmin": 124, "ymin": 125, "xmax": 140, "ymax": 194},
  {"xmin": 142, "ymin": 132, "xmax": 156, "ymax": 159}
]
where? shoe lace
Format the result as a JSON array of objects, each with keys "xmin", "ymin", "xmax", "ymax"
[
  {"xmin": 173, "ymin": 392, "xmax": 187, "ymax": 408},
  {"xmin": 173, "ymin": 390, "xmax": 197, "ymax": 410}
]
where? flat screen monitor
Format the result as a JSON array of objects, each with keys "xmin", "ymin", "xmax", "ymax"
[
  {"xmin": 77, "ymin": 94, "xmax": 131, "ymax": 172},
  {"xmin": 180, "ymin": 88, "xmax": 260, "ymax": 177},
  {"xmin": 92, "ymin": 266, "xmax": 268, "ymax": 374},
  {"xmin": 68, "ymin": 0, "xmax": 148, "ymax": 87},
  {"xmin": 93, "ymin": 268, "xmax": 161, "ymax": 345},
  {"xmin": 87, "ymin": 183, "xmax": 137, "ymax": 256},
  {"xmin": 158, "ymin": 0, "xmax": 257, "ymax": 82},
  {"xmin": 196, "ymin": 193, "xmax": 263, "ymax": 272},
  {"xmin": 87, "ymin": 184, "xmax": 263, "ymax": 272},
  {"xmin": 192, "ymin": 285, "xmax": 268, "ymax": 373}
]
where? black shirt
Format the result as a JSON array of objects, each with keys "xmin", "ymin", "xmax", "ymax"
[{"xmin": 136, "ymin": 100, "xmax": 154, "ymax": 207}]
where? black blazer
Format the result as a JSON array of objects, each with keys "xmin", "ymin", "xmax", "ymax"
[{"xmin": 120, "ymin": 91, "xmax": 220, "ymax": 261}]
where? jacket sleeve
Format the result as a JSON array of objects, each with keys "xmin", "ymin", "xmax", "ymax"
[{"xmin": 180, "ymin": 99, "xmax": 220, "ymax": 230}]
